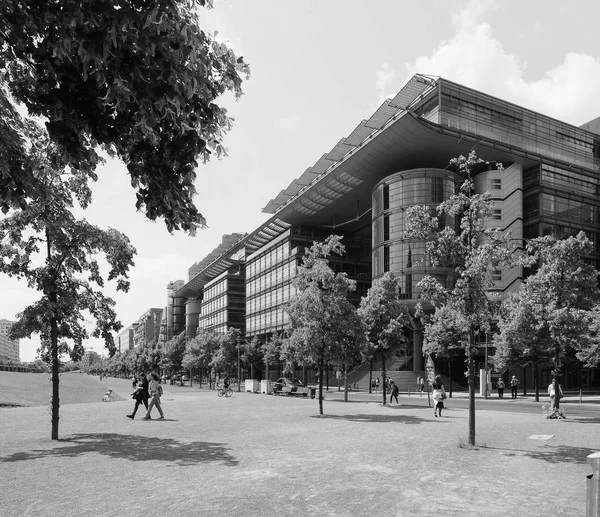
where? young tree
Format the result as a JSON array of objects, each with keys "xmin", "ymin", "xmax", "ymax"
[
  {"xmin": 493, "ymin": 292, "xmax": 553, "ymax": 402},
  {"xmin": 263, "ymin": 334, "xmax": 283, "ymax": 382},
  {"xmin": 494, "ymin": 232, "xmax": 599, "ymax": 410},
  {"xmin": 0, "ymin": 0, "xmax": 250, "ymax": 232},
  {"xmin": 285, "ymin": 235, "xmax": 360, "ymax": 415},
  {"xmin": 358, "ymin": 272, "xmax": 409, "ymax": 405},
  {"xmin": 242, "ymin": 336, "xmax": 264, "ymax": 380},
  {"xmin": 1, "ymin": 127, "xmax": 136, "ymax": 440},
  {"xmin": 182, "ymin": 329, "xmax": 220, "ymax": 388},
  {"xmin": 160, "ymin": 332, "xmax": 187, "ymax": 378},
  {"xmin": 405, "ymin": 152, "xmax": 521, "ymax": 446}
]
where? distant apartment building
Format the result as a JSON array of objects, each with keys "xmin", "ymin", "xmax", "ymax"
[
  {"xmin": 116, "ymin": 325, "xmax": 135, "ymax": 353},
  {"xmin": 0, "ymin": 319, "xmax": 20, "ymax": 363},
  {"xmin": 80, "ymin": 349, "xmax": 100, "ymax": 369},
  {"xmin": 133, "ymin": 308, "xmax": 163, "ymax": 348}
]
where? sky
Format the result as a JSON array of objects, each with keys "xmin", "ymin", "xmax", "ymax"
[{"xmin": 4, "ymin": 0, "xmax": 600, "ymax": 362}]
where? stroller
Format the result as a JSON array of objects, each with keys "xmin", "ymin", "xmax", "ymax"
[{"xmin": 101, "ymin": 389, "xmax": 114, "ymax": 402}]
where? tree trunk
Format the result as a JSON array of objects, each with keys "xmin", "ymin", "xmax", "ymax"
[
  {"xmin": 344, "ymin": 363, "xmax": 348, "ymax": 402},
  {"xmin": 533, "ymin": 359, "xmax": 539, "ymax": 402},
  {"xmin": 369, "ymin": 358, "xmax": 373, "ymax": 394},
  {"xmin": 318, "ymin": 352, "xmax": 324, "ymax": 415},
  {"xmin": 50, "ymin": 296, "xmax": 60, "ymax": 440},
  {"xmin": 381, "ymin": 356, "xmax": 387, "ymax": 405},
  {"xmin": 553, "ymin": 345, "xmax": 560, "ymax": 410},
  {"xmin": 468, "ymin": 332, "xmax": 476, "ymax": 446}
]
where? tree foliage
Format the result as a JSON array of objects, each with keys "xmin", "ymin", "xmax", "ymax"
[
  {"xmin": 494, "ymin": 232, "xmax": 599, "ymax": 409},
  {"xmin": 0, "ymin": 126, "xmax": 136, "ymax": 440},
  {"xmin": 0, "ymin": 0, "xmax": 250, "ymax": 232},
  {"xmin": 285, "ymin": 235, "xmax": 363, "ymax": 414},
  {"xmin": 405, "ymin": 151, "xmax": 522, "ymax": 445},
  {"xmin": 159, "ymin": 331, "xmax": 187, "ymax": 374},
  {"xmin": 357, "ymin": 271, "xmax": 409, "ymax": 404}
]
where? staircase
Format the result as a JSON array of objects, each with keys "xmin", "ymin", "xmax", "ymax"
[{"xmin": 346, "ymin": 360, "xmax": 466, "ymax": 393}]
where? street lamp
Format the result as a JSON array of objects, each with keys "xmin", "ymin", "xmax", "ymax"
[{"xmin": 237, "ymin": 337, "xmax": 241, "ymax": 392}]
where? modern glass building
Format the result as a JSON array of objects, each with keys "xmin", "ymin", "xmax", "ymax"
[{"xmin": 167, "ymin": 74, "xmax": 600, "ymax": 388}]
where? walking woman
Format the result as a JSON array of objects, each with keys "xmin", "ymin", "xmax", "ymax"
[
  {"xmin": 431, "ymin": 375, "xmax": 447, "ymax": 417},
  {"xmin": 127, "ymin": 371, "xmax": 149, "ymax": 419},
  {"xmin": 143, "ymin": 372, "xmax": 165, "ymax": 421}
]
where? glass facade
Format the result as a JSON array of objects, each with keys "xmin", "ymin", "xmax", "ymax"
[
  {"xmin": 372, "ymin": 168, "xmax": 456, "ymax": 303},
  {"xmin": 523, "ymin": 163, "xmax": 600, "ymax": 266}
]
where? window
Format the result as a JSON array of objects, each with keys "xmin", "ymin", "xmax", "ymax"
[
  {"xmin": 383, "ymin": 215, "xmax": 390, "ymax": 242},
  {"xmin": 492, "ymin": 269, "xmax": 502, "ymax": 281},
  {"xmin": 383, "ymin": 184, "xmax": 389, "ymax": 211},
  {"xmin": 383, "ymin": 246, "xmax": 390, "ymax": 273},
  {"xmin": 490, "ymin": 178, "xmax": 502, "ymax": 190},
  {"xmin": 492, "ymin": 209, "xmax": 502, "ymax": 220}
]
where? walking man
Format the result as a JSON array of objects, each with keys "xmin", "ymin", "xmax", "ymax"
[{"xmin": 510, "ymin": 375, "xmax": 520, "ymax": 399}]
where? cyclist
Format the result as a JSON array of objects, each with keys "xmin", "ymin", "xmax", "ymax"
[{"xmin": 223, "ymin": 375, "xmax": 230, "ymax": 390}]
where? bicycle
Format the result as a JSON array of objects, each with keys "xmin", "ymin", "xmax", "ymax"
[{"xmin": 218, "ymin": 386, "xmax": 233, "ymax": 397}]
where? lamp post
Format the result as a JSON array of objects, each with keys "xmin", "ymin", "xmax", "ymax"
[
  {"xmin": 237, "ymin": 337, "xmax": 241, "ymax": 392},
  {"xmin": 484, "ymin": 332, "xmax": 489, "ymax": 400}
]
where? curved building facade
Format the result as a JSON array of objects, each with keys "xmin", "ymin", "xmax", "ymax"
[{"xmin": 372, "ymin": 168, "xmax": 457, "ymax": 303}]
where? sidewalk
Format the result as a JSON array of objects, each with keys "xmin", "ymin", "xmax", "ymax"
[{"xmin": 1, "ymin": 376, "xmax": 599, "ymax": 516}]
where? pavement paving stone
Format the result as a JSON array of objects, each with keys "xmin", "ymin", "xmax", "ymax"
[{"xmin": 1, "ymin": 374, "xmax": 599, "ymax": 516}]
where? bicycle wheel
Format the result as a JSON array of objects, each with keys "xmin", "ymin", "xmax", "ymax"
[
  {"xmin": 226, "ymin": 388, "xmax": 233, "ymax": 397},
  {"xmin": 218, "ymin": 389, "xmax": 224, "ymax": 397}
]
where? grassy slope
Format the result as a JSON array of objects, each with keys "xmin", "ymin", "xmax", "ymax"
[{"xmin": 0, "ymin": 371, "xmax": 126, "ymax": 407}]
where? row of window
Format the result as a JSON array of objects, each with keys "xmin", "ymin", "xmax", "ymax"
[
  {"xmin": 246, "ymin": 308, "xmax": 290, "ymax": 335},
  {"xmin": 247, "ymin": 261, "xmax": 296, "ymax": 297},
  {"xmin": 246, "ymin": 242, "xmax": 290, "ymax": 279},
  {"xmin": 247, "ymin": 284, "xmax": 298, "ymax": 317},
  {"xmin": 372, "ymin": 176, "xmax": 454, "ymax": 216},
  {"xmin": 524, "ymin": 164, "xmax": 599, "ymax": 197}
]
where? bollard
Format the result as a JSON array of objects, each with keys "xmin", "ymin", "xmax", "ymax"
[{"xmin": 587, "ymin": 452, "xmax": 600, "ymax": 516}]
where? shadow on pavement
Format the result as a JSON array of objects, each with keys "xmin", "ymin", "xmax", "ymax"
[
  {"xmin": 482, "ymin": 444, "xmax": 597, "ymax": 464},
  {"xmin": 0, "ymin": 433, "xmax": 238, "ymax": 467},
  {"xmin": 311, "ymin": 414, "xmax": 426, "ymax": 424},
  {"xmin": 561, "ymin": 417, "xmax": 600, "ymax": 424}
]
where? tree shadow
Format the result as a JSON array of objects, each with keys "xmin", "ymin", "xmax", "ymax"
[
  {"xmin": 311, "ymin": 413, "xmax": 426, "ymax": 424},
  {"xmin": 0, "ymin": 433, "xmax": 238, "ymax": 466},
  {"xmin": 481, "ymin": 444, "xmax": 597, "ymax": 464},
  {"xmin": 560, "ymin": 417, "xmax": 600, "ymax": 424}
]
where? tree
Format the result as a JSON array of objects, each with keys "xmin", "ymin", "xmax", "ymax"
[
  {"xmin": 182, "ymin": 329, "xmax": 220, "ymax": 387},
  {"xmin": 1, "ymin": 127, "xmax": 136, "ymax": 440},
  {"xmin": 160, "ymin": 332, "xmax": 187, "ymax": 377},
  {"xmin": 263, "ymin": 334, "xmax": 283, "ymax": 382},
  {"xmin": 285, "ymin": 235, "xmax": 361, "ymax": 415},
  {"xmin": 211, "ymin": 328, "xmax": 241, "ymax": 377},
  {"xmin": 242, "ymin": 336, "xmax": 264, "ymax": 380},
  {"xmin": 0, "ymin": 0, "xmax": 250, "ymax": 232},
  {"xmin": 405, "ymin": 152, "xmax": 521, "ymax": 445},
  {"xmin": 493, "ymin": 292, "xmax": 553, "ymax": 402},
  {"xmin": 494, "ymin": 232, "xmax": 599, "ymax": 411},
  {"xmin": 358, "ymin": 272, "xmax": 409, "ymax": 405}
]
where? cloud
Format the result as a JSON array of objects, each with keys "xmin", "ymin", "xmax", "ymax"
[
  {"xmin": 273, "ymin": 115, "xmax": 300, "ymax": 132},
  {"xmin": 397, "ymin": 0, "xmax": 600, "ymax": 126},
  {"xmin": 375, "ymin": 63, "xmax": 397, "ymax": 104}
]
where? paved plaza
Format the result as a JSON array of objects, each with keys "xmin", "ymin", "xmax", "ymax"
[{"xmin": 1, "ymin": 375, "xmax": 599, "ymax": 516}]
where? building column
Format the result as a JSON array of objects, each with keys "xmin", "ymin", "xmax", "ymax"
[{"xmin": 413, "ymin": 327, "xmax": 423, "ymax": 372}]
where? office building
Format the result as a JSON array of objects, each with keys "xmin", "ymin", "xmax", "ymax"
[
  {"xmin": 0, "ymin": 319, "xmax": 19, "ymax": 363},
  {"xmin": 171, "ymin": 74, "xmax": 600, "ymax": 388}
]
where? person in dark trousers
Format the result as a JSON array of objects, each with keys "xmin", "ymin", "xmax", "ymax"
[
  {"xmin": 510, "ymin": 375, "xmax": 520, "ymax": 399},
  {"xmin": 127, "ymin": 372, "xmax": 149, "ymax": 419},
  {"xmin": 389, "ymin": 381, "xmax": 399, "ymax": 404},
  {"xmin": 496, "ymin": 378, "xmax": 505, "ymax": 399},
  {"xmin": 144, "ymin": 372, "xmax": 165, "ymax": 420},
  {"xmin": 431, "ymin": 375, "xmax": 447, "ymax": 417}
]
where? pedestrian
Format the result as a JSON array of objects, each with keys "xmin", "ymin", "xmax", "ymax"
[
  {"xmin": 375, "ymin": 377, "xmax": 380, "ymax": 393},
  {"xmin": 419, "ymin": 376, "xmax": 425, "ymax": 394},
  {"xmin": 143, "ymin": 372, "xmax": 165, "ymax": 420},
  {"xmin": 510, "ymin": 375, "xmax": 520, "ymax": 399},
  {"xmin": 431, "ymin": 375, "xmax": 446, "ymax": 417},
  {"xmin": 416, "ymin": 375, "xmax": 422, "ymax": 392},
  {"xmin": 371, "ymin": 378, "xmax": 376, "ymax": 393},
  {"xmin": 548, "ymin": 381, "xmax": 563, "ymax": 407},
  {"xmin": 496, "ymin": 377, "xmax": 505, "ymax": 399},
  {"xmin": 127, "ymin": 372, "xmax": 149, "ymax": 419},
  {"xmin": 390, "ymin": 381, "xmax": 399, "ymax": 404}
]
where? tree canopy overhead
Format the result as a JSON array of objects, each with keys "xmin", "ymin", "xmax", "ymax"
[{"xmin": 0, "ymin": 0, "xmax": 250, "ymax": 232}]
